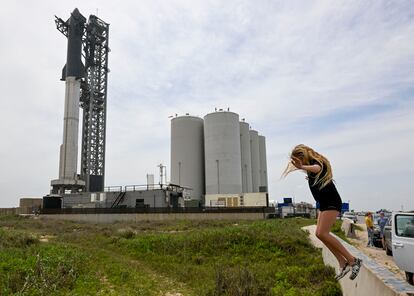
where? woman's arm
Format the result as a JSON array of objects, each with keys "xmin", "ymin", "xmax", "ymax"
[
  {"xmin": 301, "ymin": 164, "xmax": 322, "ymax": 174},
  {"xmin": 291, "ymin": 156, "xmax": 322, "ymax": 174}
]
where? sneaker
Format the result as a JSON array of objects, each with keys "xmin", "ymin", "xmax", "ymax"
[
  {"xmin": 335, "ymin": 263, "xmax": 351, "ymax": 280},
  {"xmin": 349, "ymin": 258, "xmax": 362, "ymax": 280}
]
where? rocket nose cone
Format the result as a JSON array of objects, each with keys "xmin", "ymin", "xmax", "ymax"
[{"xmin": 70, "ymin": 8, "xmax": 86, "ymax": 23}]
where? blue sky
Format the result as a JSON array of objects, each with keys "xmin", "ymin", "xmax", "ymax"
[{"xmin": 0, "ymin": 0, "xmax": 413, "ymax": 211}]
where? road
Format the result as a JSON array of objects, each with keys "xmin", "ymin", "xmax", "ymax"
[{"xmin": 348, "ymin": 223, "xmax": 405, "ymax": 281}]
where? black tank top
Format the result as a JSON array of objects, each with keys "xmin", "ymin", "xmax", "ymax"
[{"xmin": 307, "ymin": 161, "xmax": 342, "ymax": 203}]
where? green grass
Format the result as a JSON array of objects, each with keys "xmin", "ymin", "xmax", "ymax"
[{"xmin": 0, "ymin": 215, "xmax": 342, "ymax": 296}]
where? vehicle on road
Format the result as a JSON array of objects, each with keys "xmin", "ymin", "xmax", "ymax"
[
  {"xmin": 383, "ymin": 218, "xmax": 392, "ymax": 256},
  {"xmin": 372, "ymin": 214, "xmax": 383, "ymax": 248},
  {"xmin": 392, "ymin": 211, "xmax": 414, "ymax": 285},
  {"xmin": 342, "ymin": 212, "xmax": 357, "ymax": 223}
]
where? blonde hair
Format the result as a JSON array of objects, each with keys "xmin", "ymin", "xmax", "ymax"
[{"xmin": 282, "ymin": 144, "xmax": 333, "ymax": 189}]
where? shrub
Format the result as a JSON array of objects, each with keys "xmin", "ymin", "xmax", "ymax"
[
  {"xmin": 0, "ymin": 229, "xmax": 38, "ymax": 248},
  {"xmin": 214, "ymin": 265, "xmax": 263, "ymax": 296}
]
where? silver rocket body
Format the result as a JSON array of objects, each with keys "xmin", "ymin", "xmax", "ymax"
[
  {"xmin": 58, "ymin": 77, "xmax": 81, "ymax": 180},
  {"xmin": 51, "ymin": 9, "xmax": 86, "ymax": 193}
]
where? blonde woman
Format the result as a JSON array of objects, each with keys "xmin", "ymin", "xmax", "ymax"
[{"xmin": 282, "ymin": 144, "xmax": 362, "ymax": 280}]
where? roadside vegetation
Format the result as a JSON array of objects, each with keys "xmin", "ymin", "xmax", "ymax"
[{"xmin": 0, "ymin": 215, "xmax": 341, "ymax": 295}]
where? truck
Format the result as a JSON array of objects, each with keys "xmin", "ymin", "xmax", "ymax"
[{"xmin": 391, "ymin": 211, "xmax": 414, "ymax": 285}]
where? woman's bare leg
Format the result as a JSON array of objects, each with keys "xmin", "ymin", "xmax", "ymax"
[
  {"xmin": 316, "ymin": 210, "xmax": 355, "ymax": 266},
  {"xmin": 321, "ymin": 235, "xmax": 349, "ymax": 268},
  {"xmin": 316, "ymin": 210, "xmax": 347, "ymax": 268}
]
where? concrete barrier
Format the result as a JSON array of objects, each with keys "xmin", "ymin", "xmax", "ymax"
[
  {"xmin": 41, "ymin": 212, "xmax": 267, "ymax": 223},
  {"xmin": 341, "ymin": 218, "xmax": 357, "ymax": 238},
  {"xmin": 303, "ymin": 225, "xmax": 414, "ymax": 296},
  {"xmin": 0, "ymin": 207, "xmax": 32, "ymax": 215}
]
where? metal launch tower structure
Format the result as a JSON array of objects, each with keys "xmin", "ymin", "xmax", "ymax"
[{"xmin": 51, "ymin": 8, "xmax": 110, "ymax": 194}]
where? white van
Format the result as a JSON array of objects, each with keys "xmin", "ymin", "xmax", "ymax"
[{"xmin": 392, "ymin": 212, "xmax": 414, "ymax": 285}]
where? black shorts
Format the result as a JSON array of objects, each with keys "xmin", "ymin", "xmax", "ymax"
[
  {"xmin": 317, "ymin": 200, "xmax": 342, "ymax": 212},
  {"xmin": 311, "ymin": 181, "xmax": 342, "ymax": 212}
]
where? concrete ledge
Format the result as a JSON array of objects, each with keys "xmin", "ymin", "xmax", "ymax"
[
  {"xmin": 341, "ymin": 219, "xmax": 357, "ymax": 238},
  {"xmin": 303, "ymin": 225, "xmax": 414, "ymax": 296},
  {"xmin": 41, "ymin": 212, "xmax": 266, "ymax": 223}
]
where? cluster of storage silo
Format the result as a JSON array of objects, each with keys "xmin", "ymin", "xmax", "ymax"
[{"xmin": 170, "ymin": 110, "xmax": 268, "ymax": 203}]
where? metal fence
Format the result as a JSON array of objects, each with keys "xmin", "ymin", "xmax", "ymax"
[{"xmin": 40, "ymin": 207, "xmax": 275, "ymax": 215}]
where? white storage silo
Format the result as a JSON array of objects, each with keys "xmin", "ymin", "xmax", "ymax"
[
  {"xmin": 250, "ymin": 130, "xmax": 260, "ymax": 192},
  {"xmin": 170, "ymin": 116, "xmax": 205, "ymax": 200},
  {"xmin": 240, "ymin": 121, "xmax": 252, "ymax": 193},
  {"xmin": 259, "ymin": 135, "xmax": 268, "ymax": 192},
  {"xmin": 204, "ymin": 111, "xmax": 242, "ymax": 194}
]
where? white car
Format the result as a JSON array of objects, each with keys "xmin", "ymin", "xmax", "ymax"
[
  {"xmin": 342, "ymin": 212, "xmax": 357, "ymax": 223},
  {"xmin": 392, "ymin": 211, "xmax": 414, "ymax": 285}
]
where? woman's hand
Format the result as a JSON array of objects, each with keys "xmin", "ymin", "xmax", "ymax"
[{"xmin": 291, "ymin": 156, "xmax": 303, "ymax": 169}]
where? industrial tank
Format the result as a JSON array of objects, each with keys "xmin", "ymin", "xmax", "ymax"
[
  {"xmin": 258, "ymin": 135, "xmax": 268, "ymax": 192},
  {"xmin": 204, "ymin": 111, "xmax": 242, "ymax": 194},
  {"xmin": 250, "ymin": 130, "xmax": 260, "ymax": 192},
  {"xmin": 170, "ymin": 116, "xmax": 205, "ymax": 200},
  {"xmin": 240, "ymin": 121, "xmax": 253, "ymax": 193}
]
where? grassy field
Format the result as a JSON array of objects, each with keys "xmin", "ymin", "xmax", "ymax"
[{"xmin": 0, "ymin": 215, "xmax": 342, "ymax": 296}]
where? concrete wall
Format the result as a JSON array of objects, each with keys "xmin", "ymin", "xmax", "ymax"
[
  {"xmin": 19, "ymin": 198, "xmax": 42, "ymax": 208},
  {"xmin": 41, "ymin": 212, "xmax": 267, "ymax": 223},
  {"xmin": 205, "ymin": 194, "xmax": 240, "ymax": 207},
  {"xmin": 243, "ymin": 193, "xmax": 267, "ymax": 207},
  {"xmin": 0, "ymin": 208, "xmax": 35, "ymax": 215},
  {"xmin": 62, "ymin": 190, "xmax": 169, "ymax": 208},
  {"xmin": 303, "ymin": 225, "xmax": 414, "ymax": 296},
  {"xmin": 205, "ymin": 193, "xmax": 267, "ymax": 207}
]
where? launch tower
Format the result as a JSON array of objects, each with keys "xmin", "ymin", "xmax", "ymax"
[{"xmin": 51, "ymin": 9, "xmax": 109, "ymax": 194}]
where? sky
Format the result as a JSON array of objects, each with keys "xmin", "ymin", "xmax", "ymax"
[{"xmin": 0, "ymin": 0, "xmax": 413, "ymax": 211}]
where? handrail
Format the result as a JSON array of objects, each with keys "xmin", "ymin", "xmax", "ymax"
[{"xmin": 104, "ymin": 184, "xmax": 184, "ymax": 193}]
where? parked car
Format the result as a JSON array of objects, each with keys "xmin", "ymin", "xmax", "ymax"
[
  {"xmin": 391, "ymin": 212, "xmax": 414, "ymax": 285},
  {"xmin": 383, "ymin": 218, "xmax": 392, "ymax": 256},
  {"xmin": 342, "ymin": 212, "xmax": 357, "ymax": 223},
  {"xmin": 372, "ymin": 214, "xmax": 383, "ymax": 248}
]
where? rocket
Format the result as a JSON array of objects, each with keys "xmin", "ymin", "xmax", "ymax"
[
  {"xmin": 52, "ymin": 8, "xmax": 86, "ymax": 190},
  {"xmin": 61, "ymin": 8, "xmax": 85, "ymax": 80}
]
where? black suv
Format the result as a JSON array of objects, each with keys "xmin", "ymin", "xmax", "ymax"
[{"xmin": 383, "ymin": 218, "xmax": 392, "ymax": 255}]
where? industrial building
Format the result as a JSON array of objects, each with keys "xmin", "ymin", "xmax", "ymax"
[
  {"xmin": 43, "ymin": 9, "xmax": 270, "ymax": 212},
  {"xmin": 58, "ymin": 185, "xmax": 184, "ymax": 209},
  {"xmin": 170, "ymin": 110, "xmax": 269, "ymax": 208}
]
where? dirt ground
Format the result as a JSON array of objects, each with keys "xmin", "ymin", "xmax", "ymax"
[{"xmin": 349, "ymin": 223, "xmax": 406, "ymax": 280}]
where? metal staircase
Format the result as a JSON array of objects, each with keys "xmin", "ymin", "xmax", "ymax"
[{"xmin": 111, "ymin": 191, "xmax": 126, "ymax": 208}]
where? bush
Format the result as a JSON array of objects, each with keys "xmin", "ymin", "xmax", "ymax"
[
  {"xmin": 0, "ymin": 243, "xmax": 93, "ymax": 295},
  {"xmin": 214, "ymin": 266, "xmax": 262, "ymax": 296},
  {"xmin": 0, "ymin": 229, "xmax": 38, "ymax": 248}
]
